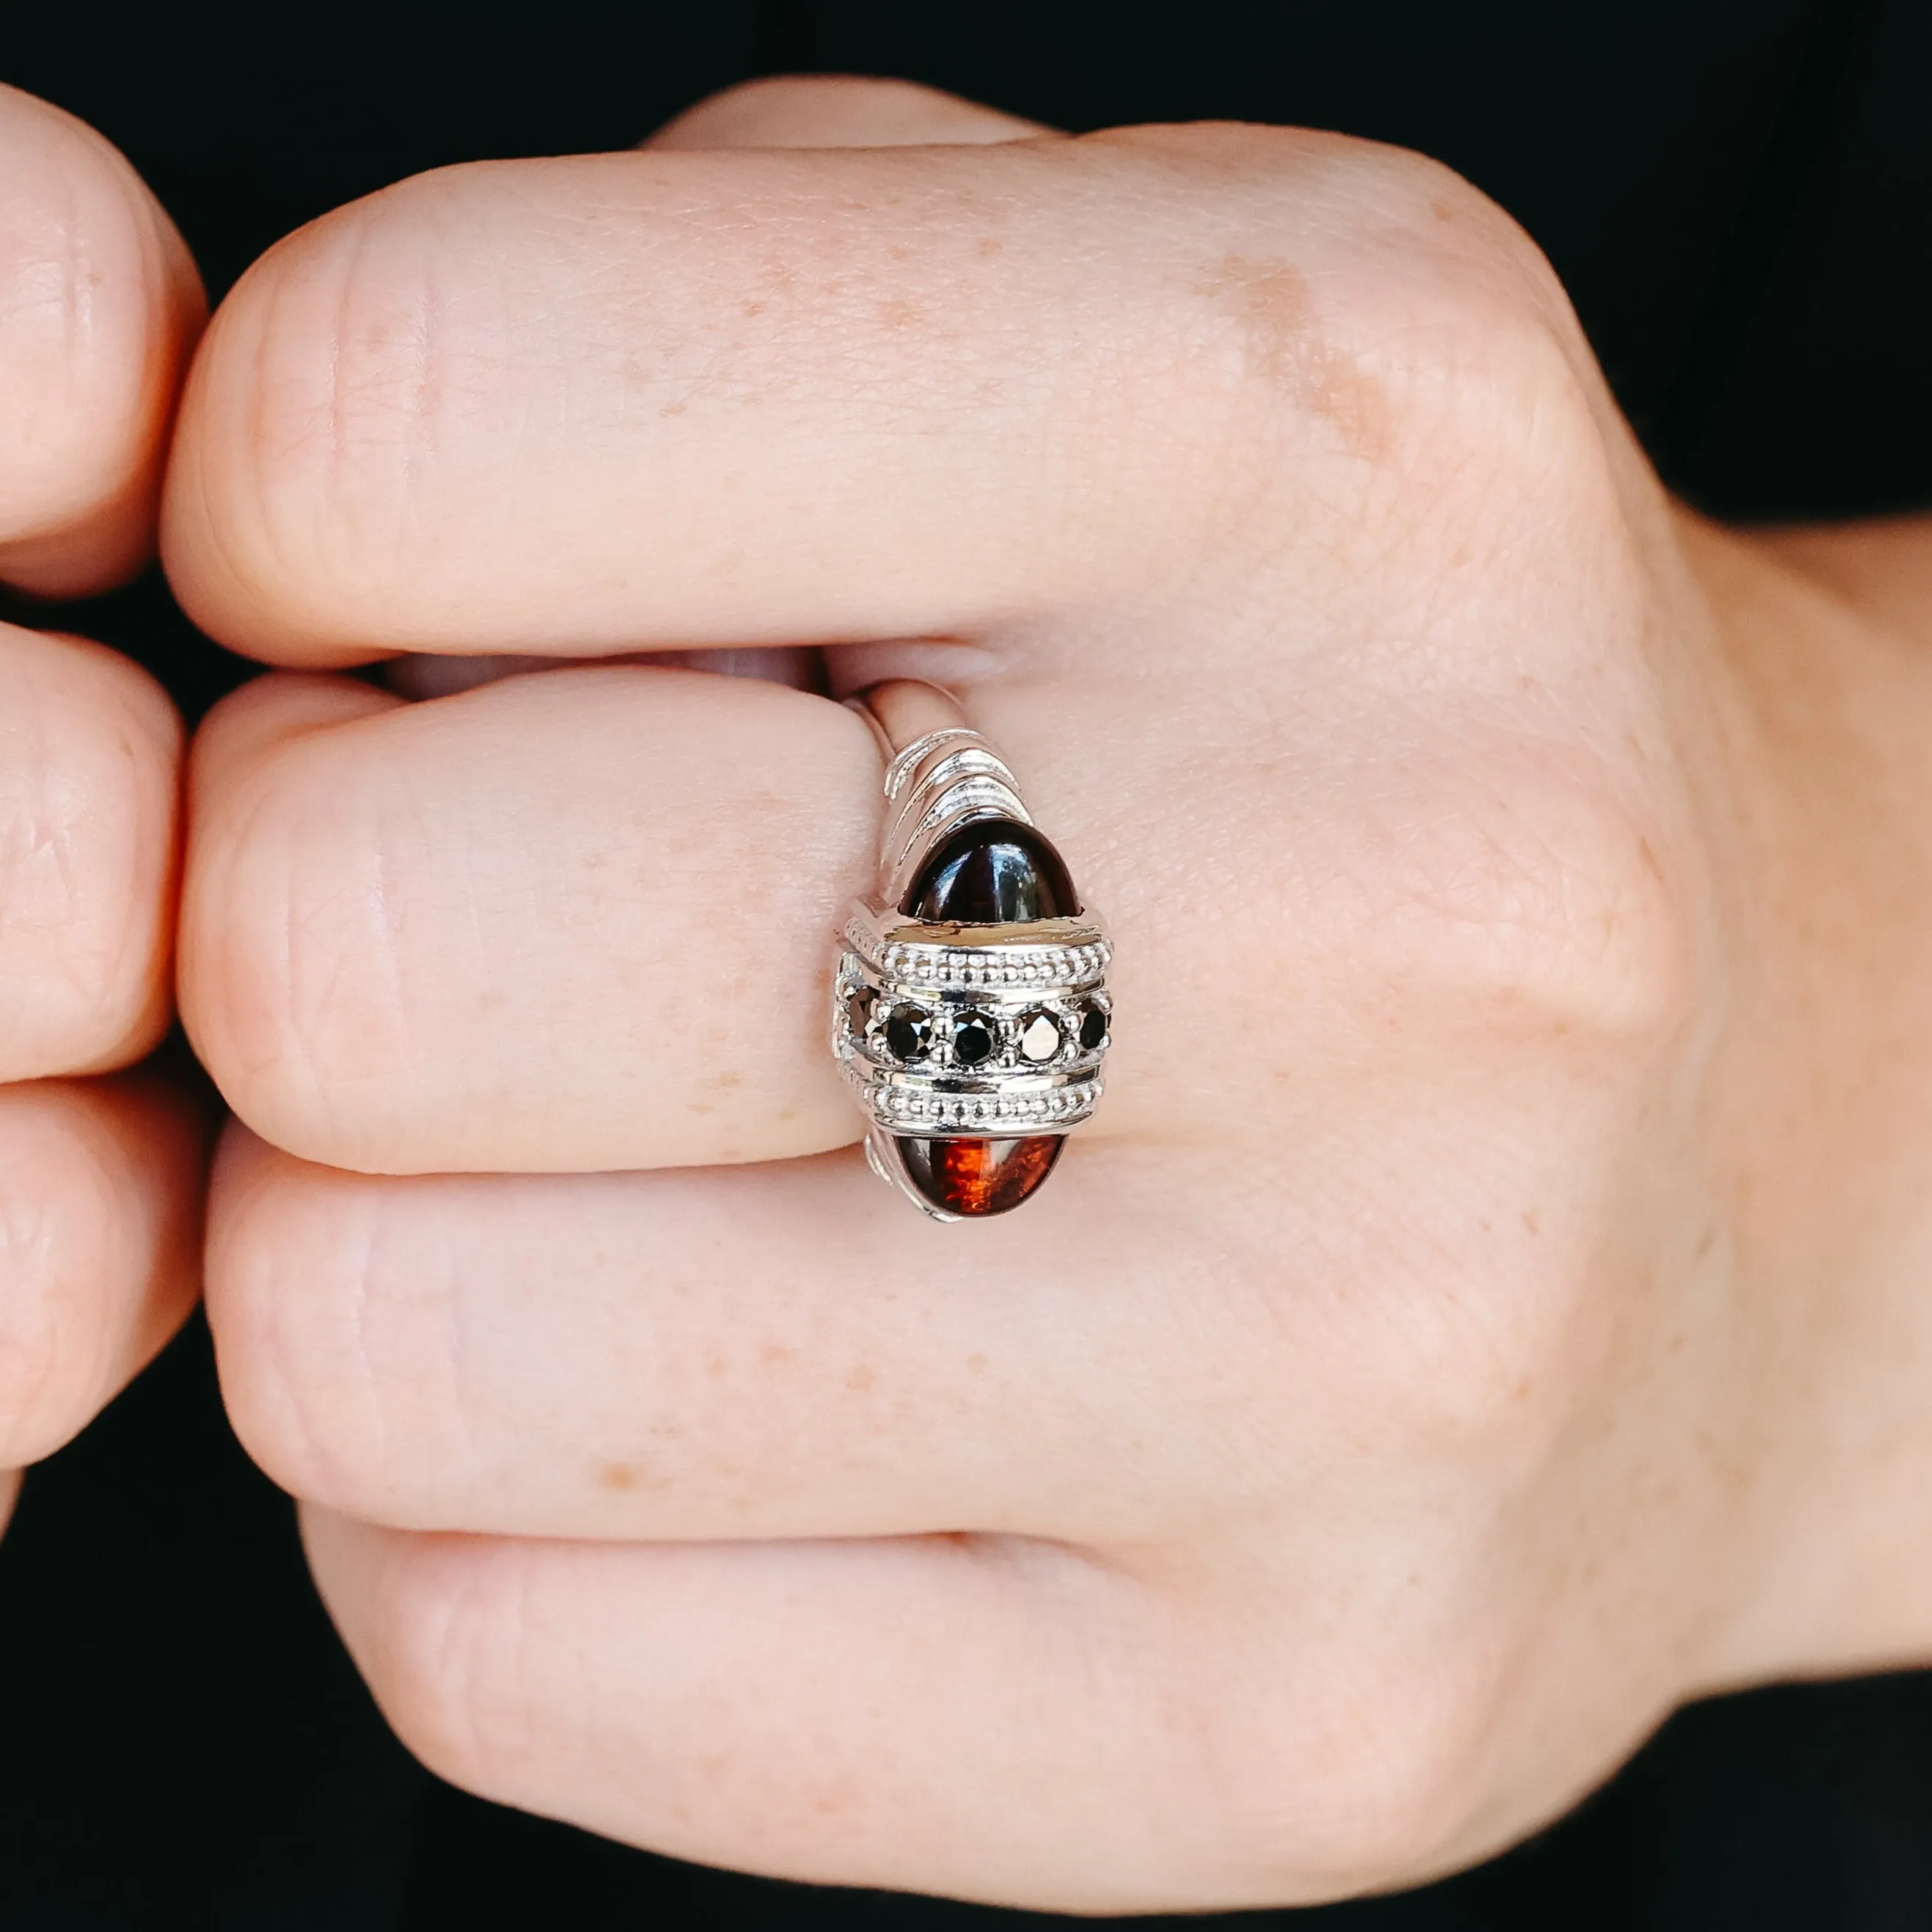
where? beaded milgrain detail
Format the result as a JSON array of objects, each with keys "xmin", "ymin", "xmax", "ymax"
[
  {"xmin": 832, "ymin": 918, "xmax": 1111, "ymax": 1137},
  {"xmin": 841, "ymin": 907, "xmax": 1112, "ymax": 992}
]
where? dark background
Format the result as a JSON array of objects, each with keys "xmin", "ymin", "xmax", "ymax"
[{"xmin": 4, "ymin": 1, "xmax": 1932, "ymax": 1925}]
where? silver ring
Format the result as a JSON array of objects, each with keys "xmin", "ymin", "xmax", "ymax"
[{"xmin": 833, "ymin": 681, "xmax": 1111, "ymax": 1221}]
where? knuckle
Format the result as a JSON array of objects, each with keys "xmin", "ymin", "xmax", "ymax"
[
  {"xmin": 1399, "ymin": 758, "xmax": 1691, "ymax": 1036},
  {"xmin": 1154, "ymin": 128, "xmax": 1606, "ymax": 502},
  {"xmin": 1347, "ymin": 1238, "xmax": 1606, "ymax": 1467},
  {"xmin": 0, "ymin": 638, "xmax": 178, "ymax": 1075},
  {"xmin": 187, "ymin": 737, "xmax": 414, "ymax": 1166},
  {"xmin": 0, "ymin": 97, "xmax": 167, "ymax": 537},
  {"xmin": 1282, "ymin": 800, "xmax": 1694, "ymax": 1447},
  {"xmin": 663, "ymin": 71, "xmax": 876, "ymax": 131},
  {"xmin": 1301, "ymin": 1660, "xmax": 1498, "ymax": 1883},
  {"xmin": 1361, "ymin": 144, "xmax": 1565, "ymax": 304},
  {"xmin": 189, "ymin": 184, "xmax": 475, "ymax": 640},
  {"xmin": 1216, "ymin": 1642, "xmax": 1501, "ymax": 1889},
  {"xmin": 1320, "ymin": 142, "xmax": 1588, "ymax": 396},
  {"xmin": 356, "ymin": 1534, "xmax": 544, "ymax": 1798},
  {"xmin": 656, "ymin": 73, "xmax": 1029, "ymax": 150},
  {"xmin": 1282, "ymin": 743, "xmax": 1694, "ymax": 1048},
  {"xmin": 0, "ymin": 1093, "xmax": 123, "ymax": 1463},
  {"xmin": 211, "ymin": 1165, "xmax": 459, "ymax": 1520}
]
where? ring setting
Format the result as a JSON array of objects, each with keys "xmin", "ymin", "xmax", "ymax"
[{"xmin": 834, "ymin": 681, "xmax": 1111, "ymax": 1221}]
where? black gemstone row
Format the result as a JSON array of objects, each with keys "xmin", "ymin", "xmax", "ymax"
[{"xmin": 845, "ymin": 987, "xmax": 1109, "ymax": 1071}]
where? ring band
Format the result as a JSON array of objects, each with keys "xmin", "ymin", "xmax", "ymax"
[{"xmin": 833, "ymin": 681, "xmax": 1111, "ymax": 1221}]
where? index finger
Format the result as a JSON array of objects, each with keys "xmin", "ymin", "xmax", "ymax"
[{"xmin": 159, "ymin": 127, "xmax": 1485, "ymax": 667}]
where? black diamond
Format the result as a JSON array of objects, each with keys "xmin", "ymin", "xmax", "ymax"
[
  {"xmin": 1017, "ymin": 1011, "xmax": 1062, "ymax": 1063},
  {"xmin": 885, "ymin": 1005, "xmax": 932, "ymax": 1061},
  {"xmin": 1077, "ymin": 1003, "xmax": 1109, "ymax": 1051},
  {"xmin": 844, "ymin": 988, "xmax": 874, "ymax": 1039},
  {"xmin": 952, "ymin": 1013, "xmax": 998, "ymax": 1066}
]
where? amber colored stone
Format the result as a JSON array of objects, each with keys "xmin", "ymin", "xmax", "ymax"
[
  {"xmin": 896, "ymin": 1134, "xmax": 1065, "ymax": 1217},
  {"xmin": 900, "ymin": 818, "xmax": 1079, "ymax": 922}
]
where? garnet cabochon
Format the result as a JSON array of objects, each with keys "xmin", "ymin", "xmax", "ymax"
[
  {"xmin": 891, "ymin": 816, "xmax": 1082, "ymax": 1218},
  {"xmin": 898, "ymin": 818, "xmax": 1080, "ymax": 923},
  {"xmin": 897, "ymin": 1133, "xmax": 1066, "ymax": 1218}
]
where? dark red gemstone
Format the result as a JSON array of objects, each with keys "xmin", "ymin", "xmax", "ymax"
[
  {"xmin": 900, "ymin": 818, "xmax": 1079, "ymax": 922},
  {"xmin": 896, "ymin": 1134, "xmax": 1065, "ymax": 1217}
]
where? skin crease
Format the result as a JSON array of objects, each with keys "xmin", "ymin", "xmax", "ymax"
[
  {"xmin": 0, "ymin": 87, "xmax": 210, "ymax": 1528},
  {"xmin": 167, "ymin": 76, "xmax": 1932, "ymax": 1911}
]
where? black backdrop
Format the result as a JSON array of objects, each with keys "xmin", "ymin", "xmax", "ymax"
[{"xmin": 3, "ymin": 3, "xmax": 1931, "ymax": 1925}]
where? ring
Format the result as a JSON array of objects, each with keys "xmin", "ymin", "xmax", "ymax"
[{"xmin": 833, "ymin": 681, "xmax": 1111, "ymax": 1221}]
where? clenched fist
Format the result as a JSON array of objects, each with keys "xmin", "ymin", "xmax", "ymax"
[
  {"xmin": 0, "ymin": 84, "xmax": 205, "ymax": 1538},
  {"xmin": 167, "ymin": 78, "xmax": 1932, "ymax": 1911}
]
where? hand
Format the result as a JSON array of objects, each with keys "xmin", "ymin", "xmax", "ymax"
[
  {"xmin": 0, "ymin": 85, "xmax": 206, "ymax": 1537},
  {"xmin": 166, "ymin": 78, "xmax": 1932, "ymax": 1911}
]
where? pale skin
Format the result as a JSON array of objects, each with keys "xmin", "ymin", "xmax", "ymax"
[
  {"xmin": 0, "ymin": 68, "xmax": 1894, "ymax": 1911},
  {"xmin": 0, "ymin": 84, "xmax": 207, "ymax": 1542}
]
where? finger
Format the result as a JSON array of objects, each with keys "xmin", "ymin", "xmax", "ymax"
[
  {"xmin": 180, "ymin": 663, "xmax": 876, "ymax": 1171},
  {"xmin": 0, "ymin": 1072, "xmax": 206, "ymax": 1472},
  {"xmin": 376, "ymin": 81, "xmax": 1044, "ymax": 707},
  {"xmin": 205, "ymin": 1128, "xmax": 1248, "ymax": 1543},
  {"xmin": 208, "ymin": 1027, "xmax": 1583, "ymax": 1553},
  {"xmin": 159, "ymin": 125, "xmax": 1479, "ymax": 667},
  {"xmin": 0, "ymin": 623, "xmax": 182, "ymax": 1080},
  {"xmin": 302, "ymin": 1513, "xmax": 1213, "ymax": 1910},
  {"xmin": 646, "ymin": 74, "xmax": 1049, "ymax": 150},
  {"xmin": 0, "ymin": 84, "xmax": 205, "ymax": 598},
  {"xmin": 181, "ymin": 610, "xmax": 1650, "ymax": 1186},
  {"xmin": 305, "ymin": 1510, "xmax": 1499, "ymax": 1911}
]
